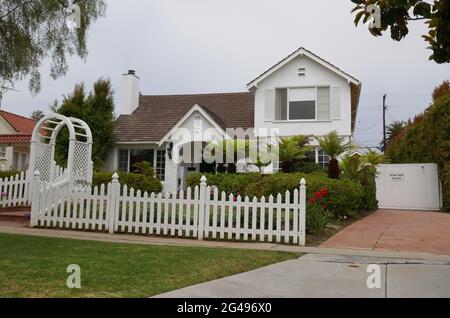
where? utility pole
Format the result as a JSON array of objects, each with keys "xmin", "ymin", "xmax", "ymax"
[{"xmin": 382, "ymin": 94, "xmax": 387, "ymax": 152}]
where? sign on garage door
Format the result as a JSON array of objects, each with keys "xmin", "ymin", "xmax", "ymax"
[{"xmin": 376, "ymin": 163, "xmax": 441, "ymax": 211}]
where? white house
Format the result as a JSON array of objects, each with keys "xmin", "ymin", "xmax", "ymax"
[{"xmin": 107, "ymin": 47, "xmax": 361, "ymax": 192}]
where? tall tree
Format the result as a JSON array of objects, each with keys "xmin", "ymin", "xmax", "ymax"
[
  {"xmin": 382, "ymin": 120, "xmax": 406, "ymax": 149},
  {"xmin": 54, "ymin": 78, "xmax": 115, "ymax": 169},
  {"xmin": 30, "ymin": 109, "xmax": 44, "ymax": 121},
  {"xmin": 316, "ymin": 131, "xmax": 354, "ymax": 179},
  {"xmin": 0, "ymin": 0, "xmax": 106, "ymax": 94},
  {"xmin": 351, "ymin": 0, "xmax": 450, "ymax": 63}
]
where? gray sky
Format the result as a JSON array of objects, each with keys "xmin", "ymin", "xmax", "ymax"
[{"xmin": 2, "ymin": 0, "xmax": 449, "ymax": 148}]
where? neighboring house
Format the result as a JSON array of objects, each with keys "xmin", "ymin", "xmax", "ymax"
[
  {"xmin": 0, "ymin": 110, "xmax": 37, "ymax": 171},
  {"xmin": 108, "ymin": 47, "xmax": 361, "ymax": 192}
]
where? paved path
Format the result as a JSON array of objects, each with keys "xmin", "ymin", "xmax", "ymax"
[
  {"xmin": 322, "ymin": 209, "xmax": 450, "ymax": 255},
  {"xmin": 155, "ymin": 254, "xmax": 450, "ymax": 298}
]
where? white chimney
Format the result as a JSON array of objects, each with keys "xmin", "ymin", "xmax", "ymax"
[{"xmin": 120, "ymin": 70, "xmax": 140, "ymax": 115}]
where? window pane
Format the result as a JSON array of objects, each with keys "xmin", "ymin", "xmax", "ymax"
[
  {"xmin": 275, "ymin": 88, "xmax": 287, "ymax": 120},
  {"xmin": 317, "ymin": 87, "xmax": 330, "ymax": 120},
  {"xmin": 118, "ymin": 149, "xmax": 129, "ymax": 172},
  {"xmin": 289, "ymin": 101, "xmax": 315, "ymax": 120},
  {"xmin": 318, "ymin": 148, "xmax": 329, "ymax": 167},
  {"xmin": 156, "ymin": 150, "xmax": 166, "ymax": 181},
  {"xmin": 130, "ymin": 149, "xmax": 154, "ymax": 172}
]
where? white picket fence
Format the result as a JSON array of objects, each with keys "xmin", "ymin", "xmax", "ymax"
[
  {"xmin": 30, "ymin": 172, "xmax": 307, "ymax": 245},
  {"xmin": 0, "ymin": 171, "xmax": 31, "ymax": 207}
]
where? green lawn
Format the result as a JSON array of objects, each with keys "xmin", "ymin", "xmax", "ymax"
[{"xmin": 0, "ymin": 233, "xmax": 299, "ymax": 298}]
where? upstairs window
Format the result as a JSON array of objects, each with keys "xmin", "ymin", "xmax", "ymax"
[
  {"xmin": 273, "ymin": 87, "xmax": 331, "ymax": 121},
  {"xmin": 289, "ymin": 87, "xmax": 316, "ymax": 120}
]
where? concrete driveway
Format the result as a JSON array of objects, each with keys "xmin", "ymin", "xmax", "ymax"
[
  {"xmin": 321, "ymin": 209, "xmax": 450, "ymax": 255},
  {"xmin": 154, "ymin": 253, "xmax": 450, "ymax": 298}
]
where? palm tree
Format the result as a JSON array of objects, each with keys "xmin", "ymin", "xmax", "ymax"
[
  {"xmin": 278, "ymin": 135, "xmax": 311, "ymax": 173},
  {"xmin": 316, "ymin": 130, "xmax": 353, "ymax": 179},
  {"xmin": 31, "ymin": 109, "xmax": 44, "ymax": 121},
  {"xmin": 382, "ymin": 120, "xmax": 405, "ymax": 150}
]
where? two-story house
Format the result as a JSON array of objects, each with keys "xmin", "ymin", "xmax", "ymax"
[{"xmin": 108, "ymin": 47, "xmax": 361, "ymax": 192}]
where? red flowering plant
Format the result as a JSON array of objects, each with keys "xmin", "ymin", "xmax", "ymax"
[{"xmin": 306, "ymin": 188, "xmax": 330, "ymax": 235}]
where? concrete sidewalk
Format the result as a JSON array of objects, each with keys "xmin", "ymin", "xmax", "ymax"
[
  {"xmin": 1, "ymin": 225, "xmax": 450, "ymax": 262},
  {"xmin": 154, "ymin": 254, "xmax": 450, "ymax": 298}
]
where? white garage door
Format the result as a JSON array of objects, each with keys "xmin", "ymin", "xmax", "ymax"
[{"xmin": 376, "ymin": 163, "xmax": 441, "ymax": 211}]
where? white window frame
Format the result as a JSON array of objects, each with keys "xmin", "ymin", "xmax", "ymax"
[
  {"xmin": 0, "ymin": 146, "xmax": 6, "ymax": 160},
  {"xmin": 117, "ymin": 147, "xmax": 166, "ymax": 179},
  {"xmin": 272, "ymin": 85, "xmax": 332, "ymax": 122}
]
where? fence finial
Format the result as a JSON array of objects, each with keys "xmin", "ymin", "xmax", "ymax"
[
  {"xmin": 300, "ymin": 178, "xmax": 306, "ymax": 186},
  {"xmin": 111, "ymin": 172, "xmax": 119, "ymax": 182},
  {"xmin": 200, "ymin": 175, "xmax": 207, "ymax": 185},
  {"xmin": 33, "ymin": 170, "xmax": 41, "ymax": 179}
]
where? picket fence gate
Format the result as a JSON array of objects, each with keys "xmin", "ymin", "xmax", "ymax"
[{"xmin": 30, "ymin": 172, "xmax": 307, "ymax": 245}]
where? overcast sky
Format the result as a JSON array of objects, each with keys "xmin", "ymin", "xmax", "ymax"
[{"xmin": 2, "ymin": 0, "xmax": 449, "ymax": 147}]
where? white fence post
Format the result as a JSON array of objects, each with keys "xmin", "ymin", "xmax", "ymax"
[
  {"xmin": 299, "ymin": 178, "xmax": 306, "ymax": 246},
  {"xmin": 108, "ymin": 172, "xmax": 120, "ymax": 234},
  {"xmin": 198, "ymin": 175, "xmax": 207, "ymax": 240},
  {"xmin": 30, "ymin": 170, "xmax": 42, "ymax": 227}
]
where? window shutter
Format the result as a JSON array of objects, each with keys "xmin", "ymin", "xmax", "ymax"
[
  {"xmin": 264, "ymin": 89, "xmax": 275, "ymax": 120},
  {"xmin": 317, "ymin": 87, "xmax": 330, "ymax": 120},
  {"xmin": 331, "ymin": 87, "xmax": 341, "ymax": 119}
]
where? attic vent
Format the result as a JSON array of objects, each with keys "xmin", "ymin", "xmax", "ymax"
[{"xmin": 298, "ymin": 67, "xmax": 306, "ymax": 77}]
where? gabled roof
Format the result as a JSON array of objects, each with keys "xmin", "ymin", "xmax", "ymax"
[
  {"xmin": 158, "ymin": 104, "xmax": 230, "ymax": 145},
  {"xmin": 0, "ymin": 110, "xmax": 36, "ymax": 134},
  {"xmin": 246, "ymin": 47, "xmax": 360, "ymax": 88},
  {"xmin": 114, "ymin": 92, "xmax": 254, "ymax": 143},
  {"xmin": 246, "ymin": 47, "xmax": 362, "ymax": 132}
]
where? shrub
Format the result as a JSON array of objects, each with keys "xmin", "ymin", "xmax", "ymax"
[
  {"xmin": 294, "ymin": 162, "xmax": 326, "ymax": 174},
  {"xmin": 93, "ymin": 172, "xmax": 162, "ymax": 194},
  {"xmin": 187, "ymin": 172, "xmax": 363, "ymax": 218},
  {"xmin": 386, "ymin": 90, "xmax": 450, "ymax": 211},
  {"xmin": 0, "ymin": 170, "xmax": 22, "ymax": 179}
]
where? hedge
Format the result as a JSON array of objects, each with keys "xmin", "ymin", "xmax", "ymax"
[
  {"xmin": 386, "ymin": 94, "xmax": 450, "ymax": 211},
  {"xmin": 187, "ymin": 172, "xmax": 363, "ymax": 218},
  {"xmin": 0, "ymin": 170, "xmax": 22, "ymax": 179},
  {"xmin": 93, "ymin": 172, "xmax": 162, "ymax": 194}
]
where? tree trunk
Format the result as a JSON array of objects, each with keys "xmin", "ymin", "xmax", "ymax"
[{"xmin": 328, "ymin": 159, "xmax": 339, "ymax": 179}]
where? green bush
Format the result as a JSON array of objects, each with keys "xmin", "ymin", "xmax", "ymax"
[
  {"xmin": 386, "ymin": 93, "xmax": 450, "ymax": 211},
  {"xmin": 295, "ymin": 162, "xmax": 326, "ymax": 174},
  {"xmin": 0, "ymin": 170, "xmax": 22, "ymax": 179},
  {"xmin": 93, "ymin": 172, "xmax": 162, "ymax": 194},
  {"xmin": 358, "ymin": 170, "xmax": 378, "ymax": 211},
  {"xmin": 187, "ymin": 172, "xmax": 363, "ymax": 218}
]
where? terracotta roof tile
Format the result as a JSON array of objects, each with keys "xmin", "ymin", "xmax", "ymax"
[
  {"xmin": 0, "ymin": 110, "xmax": 37, "ymax": 134},
  {"xmin": 0, "ymin": 134, "xmax": 31, "ymax": 144},
  {"xmin": 114, "ymin": 92, "xmax": 254, "ymax": 142}
]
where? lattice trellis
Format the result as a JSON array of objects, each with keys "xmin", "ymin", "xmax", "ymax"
[
  {"xmin": 72, "ymin": 141, "xmax": 90, "ymax": 182},
  {"xmin": 33, "ymin": 143, "xmax": 53, "ymax": 183},
  {"xmin": 28, "ymin": 113, "xmax": 93, "ymax": 191}
]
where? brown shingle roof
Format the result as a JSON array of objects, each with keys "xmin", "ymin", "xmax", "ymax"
[{"xmin": 114, "ymin": 92, "xmax": 254, "ymax": 143}]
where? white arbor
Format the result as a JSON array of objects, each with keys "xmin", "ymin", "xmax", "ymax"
[{"xmin": 28, "ymin": 113, "xmax": 93, "ymax": 190}]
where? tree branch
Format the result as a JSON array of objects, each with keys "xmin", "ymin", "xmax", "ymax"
[{"xmin": 0, "ymin": 0, "xmax": 35, "ymax": 20}]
